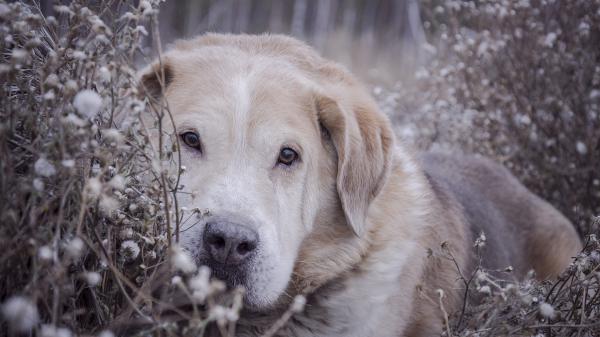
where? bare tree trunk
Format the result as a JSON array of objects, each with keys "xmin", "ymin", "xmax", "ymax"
[
  {"xmin": 342, "ymin": 0, "xmax": 357, "ymax": 35},
  {"xmin": 314, "ymin": 0, "xmax": 333, "ymax": 50},
  {"xmin": 291, "ymin": 0, "xmax": 308, "ymax": 37},
  {"xmin": 360, "ymin": 0, "xmax": 379, "ymax": 51},
  {"xmin": 329, "ymin": 0, "xmax": 339, "ymax": 34},
  {"xmin": 388, "ymin": 0, "xmax": 407, "ymax": 43},
  {"xmin": 157, "ymin": 1, "xmax": 181, "ymax": 44},
  {"xmin": 407, "ymin": 0, "xmax": 426, "ymax": 46},
  {"xmin": 270, "ymin": 0, "xmax": 286, "ymax": 33},
  {"xmin": 184, "ymin": 0, "xmax": 204, "ymax": 37},
  {"xmin": 235, "ymin": 0, "xmax": 252, "ymax": 33},
  {"xmin": 253, "ymin": 0, "xmax": 271, "ymax": 33},
  {"xmin": 207, "ymin": 0, "xmax": 224, "ymax": 30},
  {"xmin": 222, "ymin": 0, "xmax": 235, "ymax": 32},
  {"xmin": 360, "ymin": 0, "xmax": 378, "ymax": 38}
]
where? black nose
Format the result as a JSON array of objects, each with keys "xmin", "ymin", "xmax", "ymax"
[{"xmin": 203, "ymin": 221, "xmax": 259, "ymax": 265}]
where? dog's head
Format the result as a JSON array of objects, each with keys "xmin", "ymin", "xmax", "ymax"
[{"xmin": 139, "ymin": 34, "xmax": 394, "ymax": 310}]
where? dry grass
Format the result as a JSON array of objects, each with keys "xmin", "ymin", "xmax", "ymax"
[{"xmin": 0, "ymin": 1, "xmax": 598, "ymax": 337}]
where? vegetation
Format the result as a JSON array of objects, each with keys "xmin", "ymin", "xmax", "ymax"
[{"xmin": 0, "ymin": 1, "xmax": 598, "ymax": 336}]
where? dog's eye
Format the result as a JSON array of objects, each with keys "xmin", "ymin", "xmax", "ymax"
[
  {"xmin": 181, "ymin": 131, "xmax": 202, "ymax": 151},
  {"xmin": 278, "ymin": 147, "xmax": 299, "ymax": 166}
]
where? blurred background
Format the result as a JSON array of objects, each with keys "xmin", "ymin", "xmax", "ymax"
[
  {"xmin": 38, "ymin": 0, "xmax": 429, "ymax": 83},
  {"xmin": 156, "ymin": 0, "xmax": 426, "ymax": 83}
]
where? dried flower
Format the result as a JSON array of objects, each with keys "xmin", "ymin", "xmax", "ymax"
[
  {"xmin": 576, "ymin": 141, "xmax": 588, "ymax": 155},
  {"xmin": 65, "ymin": 237, "xmax": 85, "ymax": 259},
  {"xmin": 478, "ymin": 285, "xmax": 492, "ymax": 295},
  {"xmin": 34, "ymin": 158, "xmax": 56, "ymax": 177},
  {"xmin": 539, "ymin": 302, "xmax": 555, "ymax": 319},
  {"xmin": 73, "ymin": 90, "xmax": 102, "ymax": 118},
  {"xmin": 86, "ymin": 178, "xmax": 102, "ymax": 198},
  {"xmin": 291, "ymin": 295, "xmax": 306, "ymax": 313},
  {"xmin": 108, "ymin": 175, "xmax": 126, "ymax": 190},
  {"xmin": 120, "ymin": 240, "xmax": 140, "ymax": 261},
  {"xmin": 40, "ymin": 325, "xmax": 72, "ymax": 337},
  {"xmin": 83, "ymin": 272, "xmax": 102, "ymax": 287},
  {"xmin": 189, "ymin": 266, "xmax": 212, "ymax": 302},
  {"xmin": 38, "ymin": 246, "xmax": 53, "ymax": 261},
  {"xmin": 33, "ymin": 178, "xmax": 44, "ymax": 192},
  {"xmin": 97, "ymin": 330, "xmax": 115, "ymax": 337},
  {"xmin": 1, "ymin": 296, "xmax": 39, "ymax": 332},
  {"xmin": 171, "ymin": 245, "xmax": 197, "ymax": 274},
  {"xmin": 99, "ymin": 195, "xmax": 119, "ymax": 214},
  {"xmin": 61, "ymin": 159, "xmax": 75, "ymax": 168}
]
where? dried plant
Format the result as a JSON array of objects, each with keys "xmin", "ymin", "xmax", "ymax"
[
  {"xmin": 442, "ymin": 220, "xmax": 600, "ymax": 337},
  {"xmin": 1, "ymin": 1, "xmax": 598, "ymax": 337},
  {"xmin": 0, "ymin": 1, "xmax": 262, "ymax": 336},
  {"xmin": 386, "ymin": 0, "xmax": 600, "ymax": 235}
]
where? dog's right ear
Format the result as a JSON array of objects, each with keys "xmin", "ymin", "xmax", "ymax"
[{"xmin": 137, "ymin": 60, "xmax": 174, "ymax": 101}]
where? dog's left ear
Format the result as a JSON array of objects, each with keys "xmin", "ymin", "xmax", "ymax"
[{"xmin": 316, "ymin": 94, "xmax": 394, "ymax": 236}]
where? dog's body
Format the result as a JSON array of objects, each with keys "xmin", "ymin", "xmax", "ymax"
[{"xmin": 139, "ymin": 33, "xmax": 582, "ymax": 337}]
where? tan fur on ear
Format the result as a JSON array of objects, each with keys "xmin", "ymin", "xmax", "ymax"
[
  {"xmin": 137, "ymin": 60, "xmax": 174, "ymax": 101},
  {"xmin": 315, "ymin": 95, "xmax": 394, "ymax": 236}
]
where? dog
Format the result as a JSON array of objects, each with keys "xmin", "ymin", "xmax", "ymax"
[{"xmin": 138, "ymin": 33, "xmax": 582, "ymax": 337}]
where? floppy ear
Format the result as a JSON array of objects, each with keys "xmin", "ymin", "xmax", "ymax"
[
  {"xmin": 137, "ymin": 59, "xmax": 174, "ymax": 102},
  {"xmin": 316, "ymin": 95, "xmax": 394, "ymax": 237}
]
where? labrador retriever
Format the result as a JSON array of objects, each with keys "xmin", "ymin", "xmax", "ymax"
[{"xmin": 138, "ymin": 33, "xmax": 582, "ymax": 337}]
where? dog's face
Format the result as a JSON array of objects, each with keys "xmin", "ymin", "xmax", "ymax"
[
  {"xmin": 163, "ymin": 53, "xmax": 329, "ymax": 309},
  {"xmin": 139, "ymin": 35, "xmax": 393, "ymax": 310}
]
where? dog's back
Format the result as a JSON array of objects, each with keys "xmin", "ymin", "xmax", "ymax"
[{"xmin": 420, "ymin": 152, "xmax": 582, "ymax": 279}]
